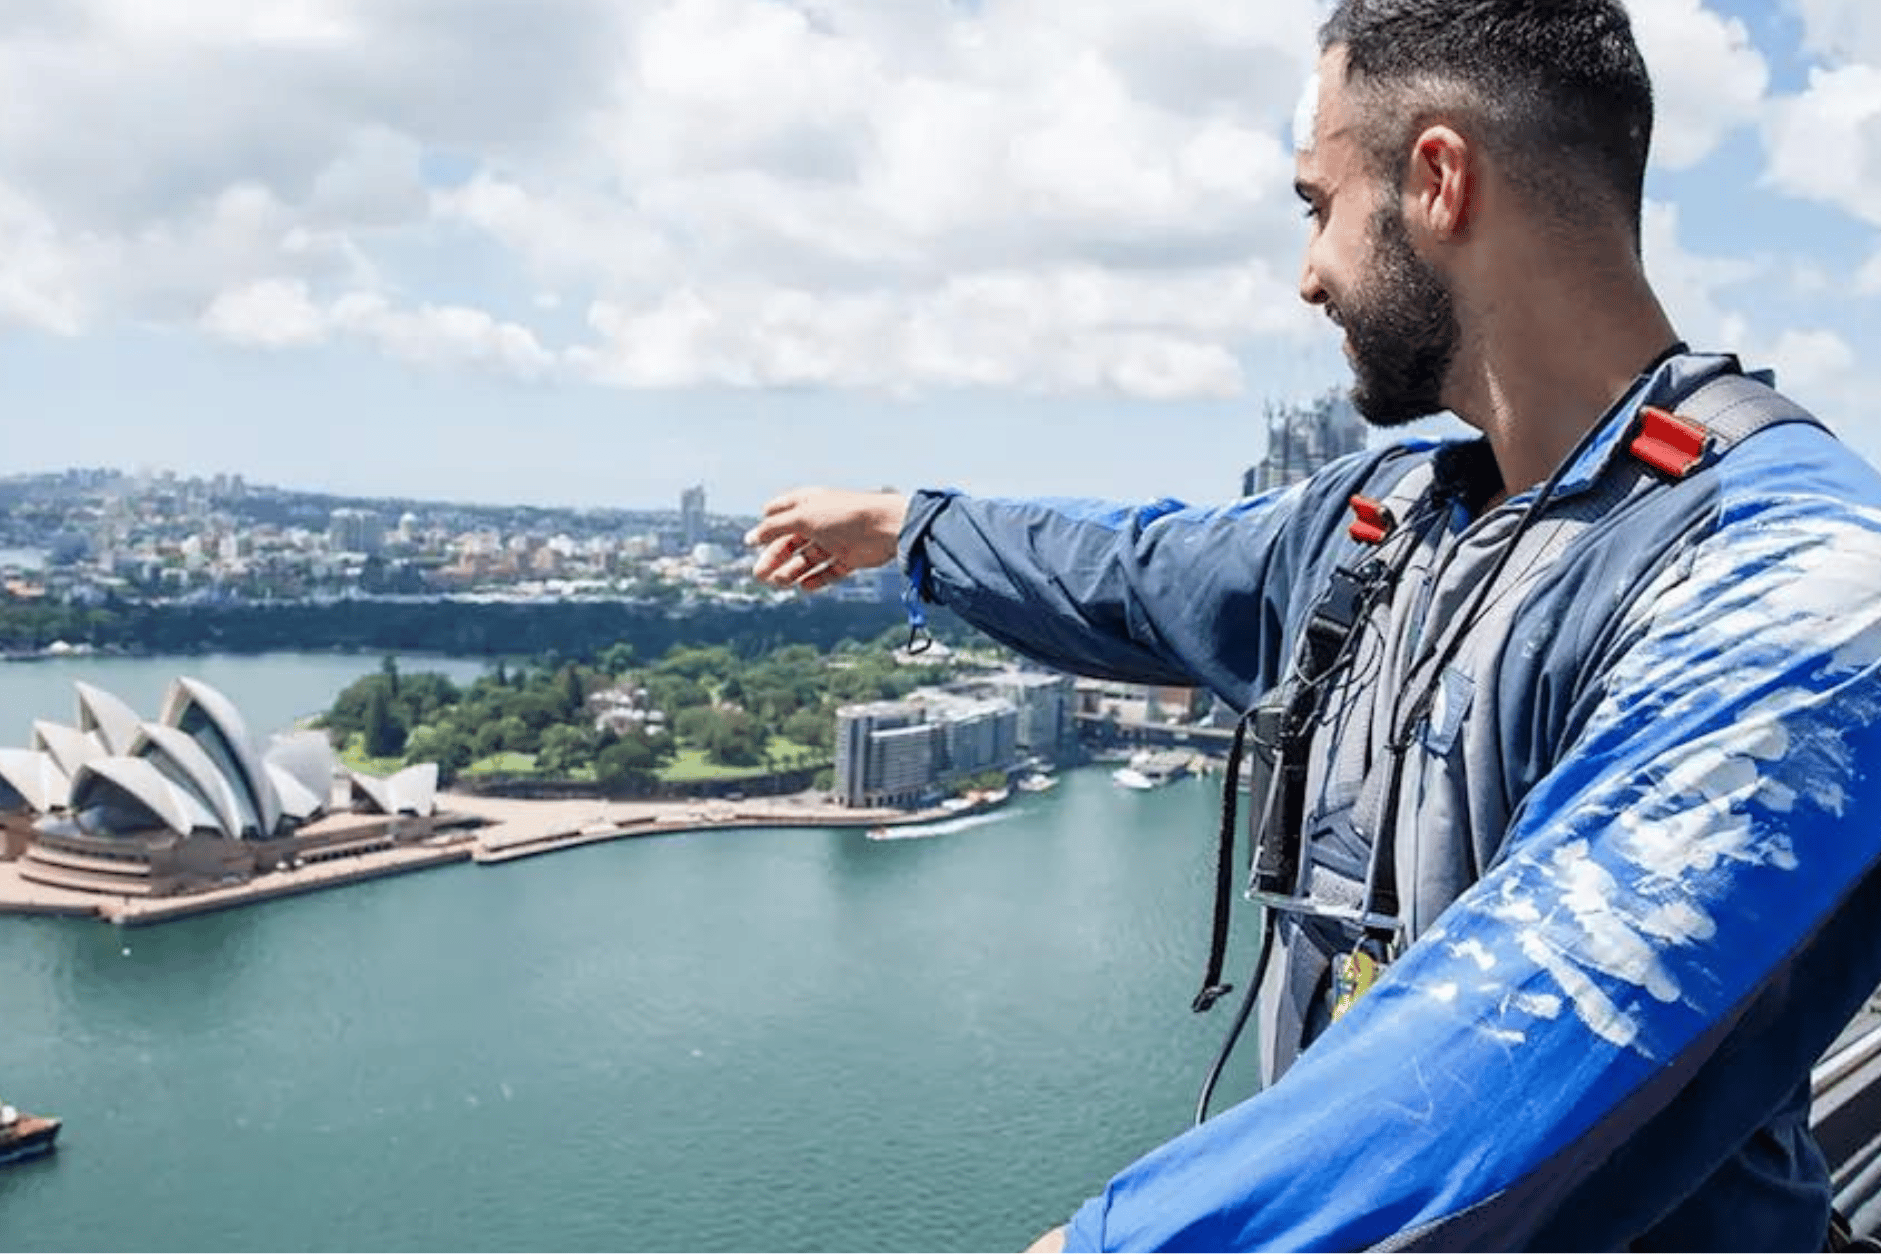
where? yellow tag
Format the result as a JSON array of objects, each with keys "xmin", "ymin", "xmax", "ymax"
[{"xmin": 1330, "ymin": 948, "xmax": 1379, "ymax": 1022}]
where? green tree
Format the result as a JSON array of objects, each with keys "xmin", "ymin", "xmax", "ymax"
[
  {"xmin": 537, "ymin": 724, "xmax": 594, "ymax": 777},
  {"xmin": 703, "ymin": 710, "xmax": 764, "ymax": 767},
  {"xmin": 364, "ymin": 684, "xmax": 406, "ymax": 759},
  {"xmin": 598, "ymin": 641, "xmax": 637, "ymax": 677},
  {"xmin": 595, "ymin": 734, "xmax": 663, "ymax": 795},
  {"xmin": 558, "ymin": 664, "xmax": 587, "ymax": 718},
  {"xmin": 783, "ymin": 707, "xmax": 833, "ymax": 751}
]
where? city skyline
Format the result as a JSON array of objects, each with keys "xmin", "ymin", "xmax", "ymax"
[{"xmin": 3, "ymin": 2, "xmax": 1879, "ymax": 513}]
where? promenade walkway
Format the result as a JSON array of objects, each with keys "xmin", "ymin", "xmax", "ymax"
[
  {"xmin": 455, "ymin": 791, "xmax": 949, "ymax": 864},
  {"xmin": 0, "ymin": 789, "xmax": 984, "ymax": 924}
]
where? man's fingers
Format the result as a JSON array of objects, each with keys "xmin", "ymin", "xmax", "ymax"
[
  {"xmin": 797, "ymin": 557, "xmax": 849, "ymax": 593},
  {"xmin": 745, "ymin": 510, "xmax": 800, "ymax": 549},
  {"xmin": 752, "ymin": 534, "xmax": 810, "ymax": 583}
]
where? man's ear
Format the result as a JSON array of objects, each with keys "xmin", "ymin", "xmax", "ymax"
[{"xmin": 1405, "ymin": 125, "xmax": 1472, "ymax": 241}]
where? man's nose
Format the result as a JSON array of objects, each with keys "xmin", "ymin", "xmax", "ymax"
[{"xmin": 1299, "ymin": 256, "xmax": 1327, "ymax": 308}]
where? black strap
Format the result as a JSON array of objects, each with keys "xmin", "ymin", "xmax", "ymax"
[{"xmin": 1191, "ymin": 713, "xmax": 1250, "ymax": 1013}]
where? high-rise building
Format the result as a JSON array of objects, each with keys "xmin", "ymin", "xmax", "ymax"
[
  {"xmin": 987, "ymin": 670, "xmax": 1076, "ymax": 761},
  {"xmin": 834, "ymin": 694, "xmax": 1022, "ymax": 808},
  {"xmin": 327, "ymin": 508, "xmax": 386, "ymax": 556},
  {"xmin": 835, "ymin": 702, "xmax": 934, "ymax": 808},
  {"xmin": 1242, "ymin": 391, "xmax": 1369, "ymax": 497},
  {"xmin": 680, "ymin": 485, "xmax": 708, "ymax": 548}
]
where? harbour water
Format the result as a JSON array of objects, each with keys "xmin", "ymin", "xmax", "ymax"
[{"xmin": 0, "ymin": 654, "xmax": 1264, "ymax": 1252}]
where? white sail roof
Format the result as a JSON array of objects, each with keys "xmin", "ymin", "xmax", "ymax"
[
  {"xmin": 130, "ymin": 722, "xmax": 245, "ymax": 839},
  {"xmin": 158, "ymin": 678, "xmax": 281, "ymax": 837},
  {"xmin": 349, "ymin": 763, "xmax": 438, "ymax": 817},
  {"xmin": 0, "ymin": 748, "xmax": 69, "ymax": 814},
  {"xmin": 70, "ymin": 757, "xmax": 220, "ymax": 837},
  {"xmin": 31, "ymin": 721, "xmax": 101, "ymax": 781},
  {"xmin": 75, "ymin": 682, "xmax": 143, "ymax": 756},
  {"xmin": 267, "ymin": 763, "xmax": 324, "ymax": 822},
  {"xmin": 265, "ymin": 732, "xmax": 336, "ymax": 813}
]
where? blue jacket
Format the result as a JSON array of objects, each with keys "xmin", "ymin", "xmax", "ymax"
[{"xmin": 897, "ymin": 353, "xmax": 1881, "ymax": 1250}]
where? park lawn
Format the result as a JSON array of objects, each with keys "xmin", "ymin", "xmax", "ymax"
[
  {"xmin": 658, "ymin": 736, "xmax": 830, "ymax": 783},
  {"xmin": 463, "ymin": 751, "xmax": 539, "ymax": 777},
  {"xmin": 337, "ymin": 734, "xmax": 406, "ymax": 778}
]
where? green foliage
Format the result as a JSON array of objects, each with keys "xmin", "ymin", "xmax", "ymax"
[
  {"xmin": 536, "ymin": 724, "xmax": 595, "ymax": 776},
  {"xmin": 363, "ymin": 684, "xmax": 406, "ymax": 758},
  {"xmin": 595, "ymin": 730, "xmax": 670, "ymax": 794},
  {"xmin": 315, "ymin": 626, "xmax": 968, "ymax": 794},
  {"xmin": 961, "ymin": 770, "xmax": 1010, "ymax": 794}
]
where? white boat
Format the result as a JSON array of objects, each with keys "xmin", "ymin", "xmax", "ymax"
[
  {"xmin": 1111, "ymin": 766, "xmax": 1157, "ymax": 791},
  {"xmin": 1016, "ymin": 773, "xmax": 1058, "ymax": 793}
]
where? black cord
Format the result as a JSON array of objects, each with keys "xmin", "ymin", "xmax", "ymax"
[{"xmin": 1194, "ymin": 910, "xmax": 1276, "ymax": 1126}]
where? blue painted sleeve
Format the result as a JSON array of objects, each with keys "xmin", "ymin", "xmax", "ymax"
[
  {"xmin": 896, "ymin": 450, "xmax": 1412, "ymax": 709},
  {"xmin": 1061, "ymin": 495, "xmax": 1881, "ymax": 1251}
]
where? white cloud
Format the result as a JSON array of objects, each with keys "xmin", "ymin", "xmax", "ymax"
[
  {"xmin": 1642, "ymin": 200, "xmax": 1759, "ymax": 348},
  {"xmin": 0, "ymin": 0, "xmax": 1875, "ymax": 424},
  {"xmin": 0, "ymin": 0, "xmax": 1334, "ymax": 399},
  {"xmin": 1629, "ymin": 0, "xmax": 1770, "ymax": 170},
  {"xmin": 1768, "ymin": 328, "xmax": 1857, "ymax": 394},
  {"xmin": 567, "ymin": 259, "xmax": 1309, "ymax": 398},
  {"xmin": 1860, "ymin": 250, "xmax": 1881, "ymax": 295},
  {"xmin": 1791, "ymin": 0, "xmax": 1881, "ymax": 64},
  {"xmin": 201, "ymin": 278, "xmax": 327, "ymax": 348},
  {"xmin": 1764, "ymin": 64, "xmax": 1881, "ymax": 226}
]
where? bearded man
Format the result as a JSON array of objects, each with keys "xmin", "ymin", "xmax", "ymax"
[{"xmin": 749, "ymin": 2, "xmax": 1881, "ymax": 1248}]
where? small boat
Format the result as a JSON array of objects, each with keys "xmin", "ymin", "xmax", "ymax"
[
  {"xmin": 1016, "ymin": 773, "xmax": 1058, "ymax": 793},
  {"xmin": 1111, "ymin": 766, "xmax": 1157, "ymax": 791},
  {"xmin": 866, "ymin": 826, "xmax": 891, "ymax": 840},
  {"xmin": 0, "ymin": 1101, "xmax": 61, "ymax": 1166}
]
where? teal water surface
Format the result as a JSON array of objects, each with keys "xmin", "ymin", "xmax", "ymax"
[{"xmin": 0, "ymin": 656, "xmax": 1265, "ymax": 1252}]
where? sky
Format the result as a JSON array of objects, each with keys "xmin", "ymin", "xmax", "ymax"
[{"xmin": 2, "ymin": 0, "xmax": 1879, "ymax": 516}]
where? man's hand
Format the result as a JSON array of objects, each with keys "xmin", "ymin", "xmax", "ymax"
[
  {"xmin": 1024, "ymin": 1225, "xmax": 1066, "ymax": 1252},
  {"xmin": 745, "ymin": 487, "xmax": 910, "ymax": 592}
]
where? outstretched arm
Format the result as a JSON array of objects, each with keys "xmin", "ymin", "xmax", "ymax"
[{"xmin": 1059, "ymin": 497, "xmax": 1881, "ymax": 1251}]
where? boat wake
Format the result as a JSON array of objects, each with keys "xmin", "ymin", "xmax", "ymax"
[{"xmin": 867, "ymin": 811, "xmax": 1014, "ymax": 841}]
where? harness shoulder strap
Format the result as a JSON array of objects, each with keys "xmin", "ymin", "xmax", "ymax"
[{"xmin": 1633, "ymin": 371, "xmax": 1829, "ymax": 479}]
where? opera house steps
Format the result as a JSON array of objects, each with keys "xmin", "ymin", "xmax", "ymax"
[
  {"xmin": 18, "ymin": 843, "xmax": 157, "ymax": 879},
  {"xmin": 18, "ymin": 859, "xmax": 157, "ymax": 897}
]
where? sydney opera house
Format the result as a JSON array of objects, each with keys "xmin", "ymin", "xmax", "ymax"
[{"xmin": 0, "ymin": 677, "xmax": 448, "ymax": 899}]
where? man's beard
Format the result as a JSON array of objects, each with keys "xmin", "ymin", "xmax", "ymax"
[{"xmin": 1342, "ymin": 200, "xmax": 1461, "ymax": 428}]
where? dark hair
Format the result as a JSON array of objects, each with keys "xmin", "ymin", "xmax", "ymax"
[{"xmin": 1320, "ymin": 0, "xmax": 1654, "ymax": 244}]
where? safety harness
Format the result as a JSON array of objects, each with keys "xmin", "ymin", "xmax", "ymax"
[{"xmin": 1188, "ymin": 364, "xmax": 1828, "ymax": 1124}]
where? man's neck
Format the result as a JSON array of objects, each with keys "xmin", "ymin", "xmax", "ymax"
[{"xmin": 1448, "ymin": 258, "xmax": 1680, "ymax": 497}]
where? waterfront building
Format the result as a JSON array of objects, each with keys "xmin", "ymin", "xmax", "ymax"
[
  {"xmin": 973, "ymin": 670, "xmax": 1076, "ymax": 762},
  {"xmin": 1242, "ymin": 391, "xmax": 1369, "ymax": 496},
  {"xmin": 834, "ymin": 694, "xmax": 1020, "ymax": 808},
  {"xmin": 937, "ymin": 699, "xmax": 1018, "ymax": 779},
  {"xmin": 0, "ymin": 677, "xmax": 450, "ymax": 898}
]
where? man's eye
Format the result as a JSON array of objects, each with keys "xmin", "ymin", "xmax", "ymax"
[{"xmin": 1301, "ymin": 203, "xmax": 1322, "ymax": 223}]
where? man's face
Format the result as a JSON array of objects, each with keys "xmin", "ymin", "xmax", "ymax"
[{"xmin": 1294, "ymin": 54, "xmax": 1460, "ymax": 427}]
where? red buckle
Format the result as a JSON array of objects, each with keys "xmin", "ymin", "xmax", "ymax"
[
  {"xmin": 1631, "ymin": 407, "xmax": 1710, "ymax": 479},
  {"xmin": 1349, "ymin": 495, "xmax": 1394, "ymax": 545}
]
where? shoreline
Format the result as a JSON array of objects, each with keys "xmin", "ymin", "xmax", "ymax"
[{"xmin": 0, "ymin": 789, "xmax": 1016, "ymax": 927}]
